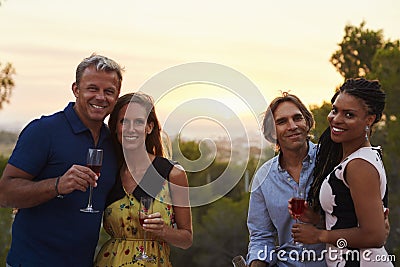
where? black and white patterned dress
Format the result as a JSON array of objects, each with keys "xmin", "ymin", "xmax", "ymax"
[{"xmin": 319, "ymin": 147, "xmax": 393, "ymax": 267}]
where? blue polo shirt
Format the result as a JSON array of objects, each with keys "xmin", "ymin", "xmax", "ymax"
[{"xmin": 7, "ymin": 102, "xmax": 118, "ymax": 267}]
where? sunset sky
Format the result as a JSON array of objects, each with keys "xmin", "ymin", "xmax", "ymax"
[{"xmin": 1, "ymin": 0, "xmax": 399, "ymax": 140}]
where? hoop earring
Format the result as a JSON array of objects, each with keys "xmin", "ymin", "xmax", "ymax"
[{"xmin": 365, "ymin": 125, "xmax": 370, "ymax": 141}]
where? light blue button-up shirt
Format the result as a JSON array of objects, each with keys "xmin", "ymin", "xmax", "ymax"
[{"xmin": 247, "ymin": 141, "xmax": 326, "ymax": 266}]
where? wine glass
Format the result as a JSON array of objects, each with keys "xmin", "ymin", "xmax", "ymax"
[
  {"xmin": 137, "ymin": 196, "xmax": 154, "ymax": 262},
  {"xmin": 232, "ymin": 255, "xmax": 247, "ymax": 267},
  {"xmin": 80, "ymin": 148, "xmax": 103, "ymax": 213},
  {"xmin": 291, "ymin": 185, "xmax": 305, "ymax": 245}
]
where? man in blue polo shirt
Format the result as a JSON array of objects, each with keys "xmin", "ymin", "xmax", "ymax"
[{"xmin": 0, "ymin": 54, "xmax": 123, "ymax": 267}]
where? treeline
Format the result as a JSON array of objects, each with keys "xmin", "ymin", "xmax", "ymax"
[
  {"xmin": 0, "ymin": 131, "xmax": 17, "ymax": 145},
  {"xmin": 0, "ymin": 131, "xmax": 18, "ymax": 157}
]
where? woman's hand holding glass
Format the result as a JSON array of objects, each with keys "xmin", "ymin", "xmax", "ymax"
[
  {"xmin": 142, "ymin": 212, "xmax": 167, "ymax": 237},
  {"xmin": 288, "ymin": 199, "xmax": 325, "ymax": 244},
  {"xmin": 288, "ymin": 199, "xmax": 319, "ymax": 224},
  {"xmin": 291, "ymin": 222, "xmax": 324, "ymax": 244}
]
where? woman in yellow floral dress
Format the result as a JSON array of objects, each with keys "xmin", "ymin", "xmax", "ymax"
[{"xmin": 94, "ymin": 92, "xmax": 192, "ymax": 267}]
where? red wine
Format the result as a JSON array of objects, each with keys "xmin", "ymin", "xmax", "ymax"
[
  {"xmin": 87, "ymin": 164, "xmax": 101, "ymax": 177},
  {"xmin": 292, "ymin": 198, "xmax": 305, "ymax": 217},
  {"xmin": 139, "ymin": 218, "xmax": 145, "ymax": 226}
]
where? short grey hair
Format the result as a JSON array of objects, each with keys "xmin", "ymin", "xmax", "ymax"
[{"xmin": 75, "ymin": 53, "xmax": 124, "ymax": 89}]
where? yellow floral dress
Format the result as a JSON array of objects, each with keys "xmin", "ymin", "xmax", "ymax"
[{"xmin": 94, "ymin": 157, "xmax": 175, "ymax": 267}]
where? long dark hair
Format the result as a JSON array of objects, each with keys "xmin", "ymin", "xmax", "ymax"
[
  {"xmin": 308, "ymin": 78, "xmax": 386, "ymax": 211},
  {"xmin": 108, "ymin": 92, "xmax": 164, "ymax": 169}
]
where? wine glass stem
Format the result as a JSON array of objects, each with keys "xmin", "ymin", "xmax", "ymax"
[
  {"xmin": 143, "ymin": 231, "xmax": 147, "ymax": 256},
  {"xmin": 87, "ymin": 185, "xmax": 94, "ymax": 208}
]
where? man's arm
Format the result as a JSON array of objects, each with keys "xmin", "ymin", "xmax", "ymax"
[
  {"xmin": 0, "ymin": 163, "xmax": 97, "ymax": 208},
  {"xmin": 247, "ymin": 175, "xmax": 276, "ymax": 266},
  {"xmin": 0, "ymin": 164, "xmax": 55, "ymax": 208}
]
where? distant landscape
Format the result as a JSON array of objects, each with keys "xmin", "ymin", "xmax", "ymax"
[{"xmin": 0, "ymin": 130, "xmax": 18, "ymax": 157}]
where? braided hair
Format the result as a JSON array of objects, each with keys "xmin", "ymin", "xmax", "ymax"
[{"xmin": 308, "ymin": 78, "xmax": 386, "ymax": 211}]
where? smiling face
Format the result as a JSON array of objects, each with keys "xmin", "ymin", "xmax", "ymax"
[
  {"xmin": 72, "ymin": 65, "xmax": 120, "ymax": 128},
  {"xmin": 116, "ymin": 103, "xmax": 154, "ymax": 152},
  {"xmin": 273, "ymin": 101, "xmax": 310, "ymax": 152},
  {"xmin": 328, "ymin": 92, "xmax": 375, "ymax": 146}
]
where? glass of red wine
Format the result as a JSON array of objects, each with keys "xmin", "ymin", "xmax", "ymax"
[
  {"xmin": 291, "ymin": 185, "xmax": 305, "ymax": 245},
  {"xmin": 80, "ymin": 148, "xmax": 103, "ymax": 213},
  {"xmin": 137, "ymin": 196, "xmax": 154, "ymax": 261}
]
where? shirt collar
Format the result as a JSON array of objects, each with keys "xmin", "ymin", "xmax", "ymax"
[
  {"xmin": 64, "ymin": 102, "xmax": 110, "ymax": 144},
  {"xmin": 277, "ymin": 140, "xmax": 316, "ymax": 172},
  {"xmin": 64, "ymin": 102, "xmax": 88, "ymax": 134}
]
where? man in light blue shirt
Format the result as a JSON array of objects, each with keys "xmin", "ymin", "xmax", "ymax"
[{"xmin": 247, "ymin": 93, "xmax": 326, "ymax": 267}]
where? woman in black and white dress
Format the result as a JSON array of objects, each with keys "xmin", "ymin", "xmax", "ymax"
[{"xmin": 290, "ymin": 78, "xmax": 393, "ymax": 267}]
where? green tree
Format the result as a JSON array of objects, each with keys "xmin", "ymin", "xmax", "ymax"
[
  {"xmin": 0, "ymin": 0, "xmax": 16, "ymax": 109},
  {"xmin": 0, "ymin": 62, "xmax": 15, "ymax": 109},
  {"xmin": 368, "ymin": 43, "xmax": 400, "ymax": 118},
  {"xmin": 0, "ymin": 207, "xmax": 12, "ymax": 265},
  {"xmin": 331, "ymin": 21, "xmax": 400, "ymax": 261},
  {"xmin": 367, "ymin": 44, "xmax": 400, "ymax": 152},
  {"xmin": 368, "ymin": 45, "xmax": 400, "ymax": 259},
  {"xmin": 330, "ymin": 21, "xmax": 385, "ymax": 79},
  {"xmin": 309, "ymin": 101, "xmax": 331, "ymax": 142},
  {"xmin": 0, "ymin": 155, "xmax": 12, "ymax": 265},
  {"xmin": 168, "ymin": 138, "xmax": 262, "ymax": 266},
  {"xmin": 172, "ymin": 139, "xmax": 201, "ymax": 161},
  {"xmin": 173, "ymin": 196, "xmax": 249, "ymax": 267}
]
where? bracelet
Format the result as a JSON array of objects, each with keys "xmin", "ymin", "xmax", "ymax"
[{"xmin": 55, "ymin": 176, "xmax": 64, "ymax": 199}]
